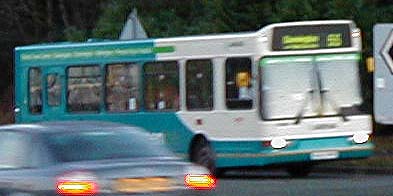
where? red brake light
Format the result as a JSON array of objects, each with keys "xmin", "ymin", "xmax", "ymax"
[
  {"xmin": 184, "ymin": 174, "xmax": 216, "ymax": 190},
  {"xmin": 56, "ymin": 171, "xmax": 98, "ymax": 195},
  {"xmin": 57, "ymin": 181, "xmax": 98, "ymax": 195},
  {"xmin": 262, "ymin": 140, "xmax": 271, "ymax": 147}
]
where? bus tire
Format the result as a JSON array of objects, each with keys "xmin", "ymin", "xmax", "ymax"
[
  {"xmin": 286, "ymin": 163, "xmax": 313, "ymax": 178},
  {"xmin": 190, "ymin": 137, "xmax": 217, "ymax": 175}
]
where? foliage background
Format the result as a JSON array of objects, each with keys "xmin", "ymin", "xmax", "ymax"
[{"xmin": 1, "ymin": 0, "xmax": 392, "ymax": 123}]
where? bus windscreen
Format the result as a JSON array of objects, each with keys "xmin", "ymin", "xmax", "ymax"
[{"xmin": 272, "ymin": 24, "xmax": 351, "ymax": 51}]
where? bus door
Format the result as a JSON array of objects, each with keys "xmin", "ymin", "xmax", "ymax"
[{"xmin": 42, "ymin": 67, "xmax": 64, "ymax": 119}]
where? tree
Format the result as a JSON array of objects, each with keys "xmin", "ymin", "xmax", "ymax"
[{"xmin": 0, "ymin": 0, "xmax": 107, "ymax": 123}]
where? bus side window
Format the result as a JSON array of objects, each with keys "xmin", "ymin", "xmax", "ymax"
[
  {"xmin": 29, "ymin": 68, "xmax": 42, "ymax": 114},
  {"xmin": 105, "ymin": 63, "xmax": 139, "ymax": 112},
  {"xmin": 225, "ymin": 58, "xmax": 252, "ymax": 109},
  {"xmin": 186, "ymin": 59, "xmax": 213, "ymax": 110},
  {"xmin": 67, "ymin": 65, "xmax": 101, "ymax": 112},
  {"xmin": 46, "ymin": 74, "xmax": 61, "ymax": 107},
  {"xmin": 144, "ymin": 61, "xmax": 179, "ymax": 111}
]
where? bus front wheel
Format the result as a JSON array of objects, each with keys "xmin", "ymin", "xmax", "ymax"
[{"xmin": 190, "ymin": 137, "xmax": 217, "ymax": 175}]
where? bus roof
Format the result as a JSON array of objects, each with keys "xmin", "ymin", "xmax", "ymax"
[
  {"xmin": 15, "ymin": 39, "xmax": 155, "ymax": 51},
  {"xmin": 15, "ymin": 20, "xmax": 358, "ymax": 66},
  {"xmin": 259, "ymin": 20, "xmax": 355, "ymax": 31},
  {"xmin": 15, "ymin": 20, "xmax": 356, "ymax": 52}
]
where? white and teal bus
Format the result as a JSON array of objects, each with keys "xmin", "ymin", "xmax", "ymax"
[{"xmin": 14, "ymin": 20, "xmax": 373, "ymax": 176}]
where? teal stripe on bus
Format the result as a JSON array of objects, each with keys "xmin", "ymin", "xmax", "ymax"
[
  {"xmin": 15, "ymin": 39, "xmax": 175, "ymax": 66},
  {"xmin": 212, "ymin": 137, "xmax": 373, "ymax": 167}
]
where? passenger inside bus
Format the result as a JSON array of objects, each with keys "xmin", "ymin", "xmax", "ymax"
[{"xmin": 236, "ymin": 72, "xmax": 252, "ymax": 100}]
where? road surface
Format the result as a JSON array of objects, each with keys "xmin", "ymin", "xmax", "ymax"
[{"xmin": 209, "ymin": 169, "xmax": 393, "ymax": 196}]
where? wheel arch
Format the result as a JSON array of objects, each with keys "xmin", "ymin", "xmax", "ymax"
[{"xmin": 188, "ymin": 133, "xmax": 210, "ymax": 161}]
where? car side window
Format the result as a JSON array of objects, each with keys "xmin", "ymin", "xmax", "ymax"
[{"xmin": 0, "ymin": 131, "xmax": 32, "ymax": 169}]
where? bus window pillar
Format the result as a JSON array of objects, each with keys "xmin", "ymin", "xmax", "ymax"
[{"xmin": 213, "ymin": 58, "xmax": 226, "ymax": 110}]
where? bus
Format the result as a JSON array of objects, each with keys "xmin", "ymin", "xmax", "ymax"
[{"xmin": 14, "ymin": 20, "xmax": 373, "ymax": 176}]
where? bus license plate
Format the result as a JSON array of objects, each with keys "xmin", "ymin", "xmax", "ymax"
[{"xmin": 310, "ymin": 151, "xmax": 339, "ymax": 160}]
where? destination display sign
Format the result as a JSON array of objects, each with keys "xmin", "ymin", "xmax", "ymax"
[{"xmin": 272, "ymin": 24, "xmax": 351, "ymax": 51}]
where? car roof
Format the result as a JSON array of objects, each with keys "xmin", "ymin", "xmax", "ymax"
[{"xmin": 0, "ymin": 121, "xmax": 142, "ymax": 134}]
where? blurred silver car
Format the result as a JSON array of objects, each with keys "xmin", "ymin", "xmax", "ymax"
[{"xmin": 0, "ymin": 121, "xmax": 216, "ymax": 196}]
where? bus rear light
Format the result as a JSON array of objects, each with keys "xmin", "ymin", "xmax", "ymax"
[
  {"xmin": 262, "ymin": 141, "xmax": 271, "ymax": 147},
  {"xmin": 184, "ymin": 174, "xmax": 216, "ymax": 190},
  {"xmin": 56, "ymin": 171, "xmax": 98, "ymax": 195}
]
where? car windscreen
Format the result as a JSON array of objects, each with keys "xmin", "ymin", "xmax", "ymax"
[
  {"xmin": 43, "ymin": 129, "xmax": 173, "ymax": 162},
  {"xmin": 0, "ymin": 131, "xmax": 32, "ymax": 169}
]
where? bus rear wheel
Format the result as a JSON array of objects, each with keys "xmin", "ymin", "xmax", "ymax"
[{"xmin": 190, "ymin": 137, "xmax": 217, "ymax": 175}]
